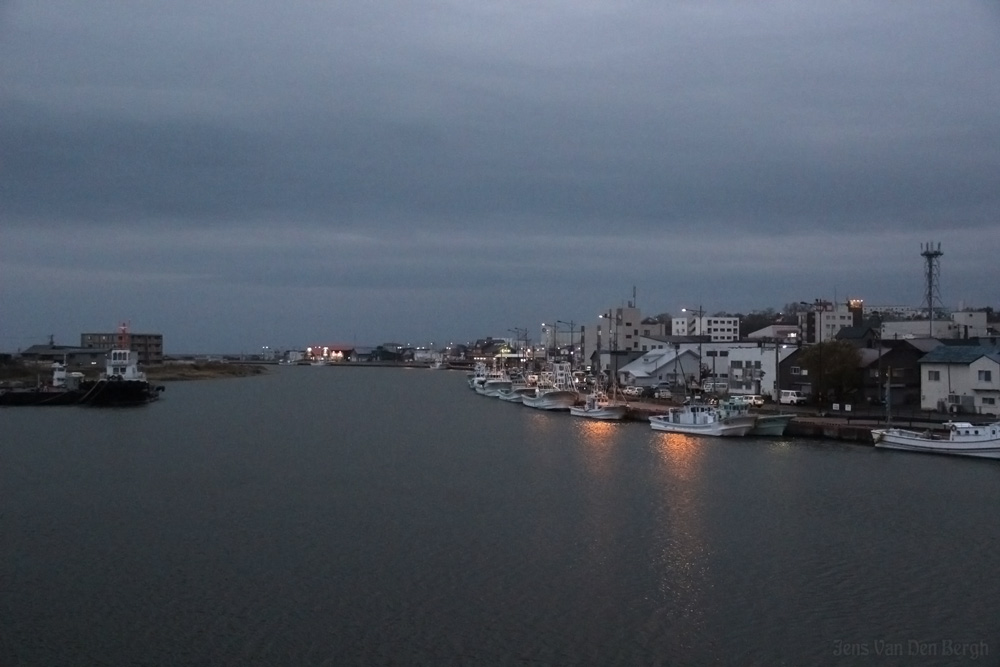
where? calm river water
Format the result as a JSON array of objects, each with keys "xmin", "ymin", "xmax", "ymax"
[{"xmin": 2, "ymin": 366, "xmax": 998, "ymax": 665}]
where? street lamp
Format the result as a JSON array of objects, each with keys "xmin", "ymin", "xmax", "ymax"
[{"xmin": 682, "ymin": 305, "xmax": 705, "ymax": 388}]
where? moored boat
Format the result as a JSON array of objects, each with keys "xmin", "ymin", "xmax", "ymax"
[
  {"xmin": 649, "ymin": 402, "xmax": 756, "ymax": 437},
  {"xmin": 0, "ymin": 334, "xmax": 163, "ymax": 408},
  {"xmin": 871, "ymin": 421, "xmax": 1000, "ymax": 459},
  {"xmin": 569, "ymin": 389, "xmax": 628, "ymax": 421},
  {"xmin": 717, "ymin": 397, "xmax": 793, "ymax": 436},
  {"xmin": 521, "ymin": 363, "xmax": 579, "ymax": 411}
]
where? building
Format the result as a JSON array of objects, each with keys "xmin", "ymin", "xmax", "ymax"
[
  {"xmin": 583, "ymin": 303, "xmax": 644, "ymax": 371},
  {"xmin": 881, "ymin": 310, "xmax": 991, "ymax": 341},
  {"xmin": 632, "ymin": 335, "xmax": 797, "ymax": 399},
  {"xmin": 798, "ymin": 299, "xmax": 864, "ymax": 344},
  {"xmin": 81, "ymin": 331, "xmax": 164, "ymax": 364},
  {"xmin": 745, "ymin": 324, "xmax": 801, "ymax": 345},
  {"xmin": 19, "ymin": 344, "xmax": 108, "ymax": 367},
  {"xmin": 863, "ymin": 304, "xmax": 925, "ymax": 320},
  {"xmin": 918, "ymin": 345, "xmax": 1000, "ymax": 416},
  {"xmin": 671, "ymin": 313, "xmax": 740, "ymax": 342}
]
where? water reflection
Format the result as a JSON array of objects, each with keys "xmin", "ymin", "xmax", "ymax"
[
  {"xmin": 572, "ymin": 419, "xmax": 621, "ymax": 479},
  {"xmin": 648, "ymin": 432, "xmax": 712, "ymax": 647}
]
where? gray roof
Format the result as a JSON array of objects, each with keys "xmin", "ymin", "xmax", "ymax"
[
  {"xmin": 836, "ymin": 326, "xmax": 874, "ymax": 340},
  {"xmin": 857, "ymin": 348, "xmax": 889, "ymax": 367},
  {"xmin": 918, "ymin": 346, "xmax": 1000, "ymax": 365}
]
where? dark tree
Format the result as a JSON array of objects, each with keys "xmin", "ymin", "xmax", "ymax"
[{"xmin": 798, "ymin": 340, "xmax": 862, "ymax": 405}]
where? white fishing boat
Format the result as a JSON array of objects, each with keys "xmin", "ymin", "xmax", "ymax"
[
  {"xmin": 717, "ymin": 397, "xmax": 794, "ymax": 436},
  {"xmin": 479, "ymin": 368, "xmax": 514, "ymax": 397},
  {"xmin": 496, "ymin": 371, "xmax": 535, "ymax": 403},
  {"xmin": 467, "ymin": 362, "xmax": 488, "ymax": 391},
  {"xmin": 871, "ymin": 421, "xmax": 1000, "ymax": 459},
  {"xmin": 649, "ymin": 402, "xmax": 756, "ymax": 437},
  {"xmin": 569, "ymin": 388, "xmax": 628, "ymax": 421},
  {"xmin": 521, "ymin": 363, "xmax": 579, "ymax": 411}
]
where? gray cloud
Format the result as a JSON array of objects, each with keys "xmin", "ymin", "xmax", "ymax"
[{"xmin": 2, "ymin": 1, "xmax": 999, "ymax": 350}]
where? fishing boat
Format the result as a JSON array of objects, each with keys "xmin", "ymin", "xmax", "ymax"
[
  {"xmin": 717, "ymin": 397, "xmax": 794, "ymax": 436},
  {"xmin": 496, "ymin": 371, "xmax": 535, "ymax": 403},
  {"xmin": 467, "ymin": 362, "xmax": 488, "ymax": 390},
  {"xmin": 478, "ymin": 365, "xmax": 513, "ymax": 397},
  {"xmin": 871, "ymin": 421, "xmax": 1000, "ymax": 459},
  {"xmin": 569, "ymin": 387, "xmax": 628, "ymax": 421},
  {"xmin": 648, "ymin": 402, "xmax": 756, "ymax": 437},
  {"xmin": 521, "ymin": 363, "xmax": 579, "ymax": 411}
]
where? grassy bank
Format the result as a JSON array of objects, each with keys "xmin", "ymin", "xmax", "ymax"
[{"xmin": 144, "ymin": 363, "xmax": 268, "ymax": 381}]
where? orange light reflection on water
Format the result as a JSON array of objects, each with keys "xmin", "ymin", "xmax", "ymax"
[
  {"xmin": 653, "ymin": 432, "xmax": 706, "ymax": 483},
  {"xmin": 649, "ymin": 431, "xmax": 711, "ymax": 631},
  {"xmin": 574, "ymin": 418, "xmax": 621, "ymax": 479}
]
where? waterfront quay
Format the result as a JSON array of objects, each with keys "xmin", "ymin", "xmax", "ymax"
[{"xmin": 623, "ymin": 400, "xmax": 961, "ymax": 445}]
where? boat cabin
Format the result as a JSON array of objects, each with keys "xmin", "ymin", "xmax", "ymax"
[{"xmin": 103, "ymin": 348, "xmax": 147, "ymax": 381}]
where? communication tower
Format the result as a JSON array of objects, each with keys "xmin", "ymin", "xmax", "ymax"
[{"xmin": 920, "ymin": 242, "xmax": 943, "ymax": 336}]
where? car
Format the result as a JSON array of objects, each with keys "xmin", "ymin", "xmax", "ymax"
[
  {"xmin": 734, "ymin": 394, "xmax": 764, "ymax": 407},
  {"xmin": 779, "ymin": 389, "xmax": 809, "ymax": 406},
  {"xmin": 621, "ymin": 385, "xmax": 643, "ymax": 397},
  {"xmin": 654, "ymin": 388, "xmax": 672, "ymax": 400}
]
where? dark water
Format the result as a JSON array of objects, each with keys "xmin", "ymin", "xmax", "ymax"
[{"xmin": 2, "ymin": 366, "xmax": 998, "ymax": 666}]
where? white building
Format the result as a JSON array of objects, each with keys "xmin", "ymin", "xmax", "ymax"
[
  {"xmin": 584, "ymin": 304, "xmax": 644, "ymax": 370},
  {"xmin": 670, "ymin": 314, "xmax": 740, "ymax": 342},
  {"xmin": 882, "ymin": 310, "xmax": 991, "ymax": 341},
  {"xmin": 634, "ymin": 336, "xmax": 797, "ymax": 398},
  {"xmin": 918, "ymin": 345, "xmax": 1000, "ymax": 416},
  {"xmin": 798, "ymin": 299, "xmax": 863, "ymax": 344}
]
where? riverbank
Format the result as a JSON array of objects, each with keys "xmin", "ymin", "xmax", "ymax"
[{"xmin": 145, "ymin": 362, "xmax": 268, "ymax": 381}]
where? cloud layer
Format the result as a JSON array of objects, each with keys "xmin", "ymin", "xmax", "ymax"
[{"xmin": 3, "ymin": 1, "xmax": 999, "ymax": 351}]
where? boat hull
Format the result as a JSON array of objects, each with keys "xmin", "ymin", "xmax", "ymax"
[
  {"xmin": 79, "ymin": 379, "xmax": 163, "ymax": 406},
  {"xmin": 569, "ymin": 404, "xmax": 628, "ymax": 421},
  {"xmin": 749, "ymin": 414, "xmax": 793, "ymax": 437},
  {"xmin": 0, "ymin": 388, "xmax": 85, "ymax": 406},
  {"xmin": 0, "ymin": 379, "xmax": 162, "ymax": 407},
  {"xmin": 649, "ymin": 415, "xmax": 754, "ymax": 437},
  {"xmin": 522, "ymin": 390, "xmax": 579, "ymax": 411},
  {"xmin": 872, "ymin": 424, "xmax": 1000, "ymax": 459}
]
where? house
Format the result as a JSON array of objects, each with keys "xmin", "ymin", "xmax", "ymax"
[
  {"xmin": 834, "ymin": 326, "xmax": 880, "ymax": 349},
  {"xmin": 617, "ymin": 348, "xmax": 702, "ymax": 389},
  {"xmin": 19, "ymin": 344, "xmax": 109, "ymax": 367},
  {"xmin": 855, "ymin": 338, "xmax": 940, "ymax": 407},
  {"xmin": 918, "ymin": 345, "xmax": 1000, "ymax": 416}
]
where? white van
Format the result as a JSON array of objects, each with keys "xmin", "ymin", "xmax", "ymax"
[
  {"xmin": 734, "ymin": 394, "xmax": 764, "ymax": 407},
  {"xmin": 779, "ymin": 389, "xmax": 808, "ymax": 406}
]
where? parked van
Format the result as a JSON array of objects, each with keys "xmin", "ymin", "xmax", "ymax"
[{"xmin": 779, "ymin": 389, "xmax": 808, "ymax": 406}]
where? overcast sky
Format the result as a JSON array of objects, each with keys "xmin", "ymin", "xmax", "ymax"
[{"xmin": 3, "ymin": 1, "xmax": 999, "ymax": 352}]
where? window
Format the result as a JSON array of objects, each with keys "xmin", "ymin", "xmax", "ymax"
[
  {"xmin": 978, "ymin": 370, "xmax": 993, "ymax": 382},
  {"xmin": 732, "ymin": 360, "xmax": 743, "ymax": 368},
  {"xmin": 928, "ymin": 370, "xmax": 940, "ymax": 382},
  {"xmin": 983, "ymin": 397, "xmax": 996, "ymax": 406},
  {"xmin": 791, "ymin": 366, "xmax": 801, "ymax": 375}
]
